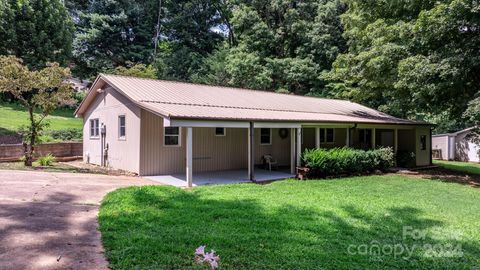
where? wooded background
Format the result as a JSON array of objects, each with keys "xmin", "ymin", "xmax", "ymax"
[{"xmin": 0, "ymin": 0, "xmax": 479, "ymax": 134}]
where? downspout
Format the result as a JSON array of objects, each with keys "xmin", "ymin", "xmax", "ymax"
[{"xmin": 100, "ymin": 125, "xmax": 104, "ymax": 167}]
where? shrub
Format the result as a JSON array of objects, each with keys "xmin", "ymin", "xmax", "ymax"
[
  {"xmin": 397, "ymin": 150, "xmax": 416, "ymax": 168},
  {"xmin": 37, "ymin": 153, "xmax": 56, "ymax": 166},
  {"xmin": 302, "ymin": 147, "xmax": 395, "ymax": 177},
  {"xmin": 48, "ymin": 128, "xmax": 82, "ymax": 141}
]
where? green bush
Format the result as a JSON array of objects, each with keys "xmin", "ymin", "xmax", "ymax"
[
  {"xmin": 37, "ymin": 154, "xmax": 56, "ymax": 166},
  {"xmin": 48, "ymin": 128, "xmax": 82, "ymax": 141},
  {"xmin": 397, "ymin": 150, "xmax": 416, "ymax": 167},
  {"xmin": 302, "ymin": 147, "xmax": 395, "ymax": 177}
]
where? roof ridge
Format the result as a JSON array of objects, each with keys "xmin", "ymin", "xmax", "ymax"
[
  {"xmin": 101, "ymin": 73, "xmax": 351, "ymax": 102},
  {"xmin": 139, "ymin": 100, "xmax": 410, "ymax": 122}
]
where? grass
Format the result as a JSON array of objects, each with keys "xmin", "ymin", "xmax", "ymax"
[
  {"xmin": 433, "ymin": 160, "xmax": 480, "ymax": 175},
  {"xmin": 0, "ymin": 102, "xmax": 82, "ymax": 135},
  {"xmin": 99, "ymin": 175, "xmax": 480, "ymax": 269}
]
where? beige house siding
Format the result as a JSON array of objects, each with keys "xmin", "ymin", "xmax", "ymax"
[
  {"xmin": 302, "ymin": 128, "xmax": 348, "ymax": 151},
  {"xmin": 139, "ymin": 110, "xmax": 292, "ymax": 176},
  {"xmin": 82, "ymin": 87, "xmax": 141, "ymax": 173},
  {"xmin": 254, "ymin": 128, "xmax": 291, "ymax": 166}
]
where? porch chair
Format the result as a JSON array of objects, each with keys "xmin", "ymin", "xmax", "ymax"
[{"xmin": 263, "ymin": 154, "xmax": 278, "ymax": 171}]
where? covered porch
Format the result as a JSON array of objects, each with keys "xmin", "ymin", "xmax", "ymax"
[
  {"xmin": 160, "ymin": 118, "xmax": 429, "ymax": 187},
  {"xmin": 163, "ymin": 119, "xmax": 304, "ymax": 187},
  {"xmin": 145, "ymin": 168, "xmax": 294, "ymax": 187}
]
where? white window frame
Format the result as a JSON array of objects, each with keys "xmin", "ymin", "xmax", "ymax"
[
  {"xmin": 90, "ymin": 118, "xmax": 99, "ymax": 139},
  {"xmin": 214, "ymin": 127, "xmax": 226, "ymax": 136},
  {"xmin": 260, "ymin": 128, "xmax": 272, "ymax": 145},
  {"xmin": 118, "ymin": 115, "xmax": 126, "ymax": 140},
  {"xmin": 320, "ymin": 128, "xmax": 335, "ymax": 144},
  {"xmin": 163, "ymin": 127, "xmax": 181, "ymax": 147}
]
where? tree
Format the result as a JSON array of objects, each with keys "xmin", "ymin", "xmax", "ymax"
[
  {"xmin": 153, "ymin": 0, "xmax": 225, "ymax": 81},
  {"xmin": 110, "ymin": 63, "xmax": 158, "ymax": 79},
  {"xmin": 73, "ymin": 0, "xmax": 159, "ymax": 79},
  {"xmin": 73, "ymin": 0, "xmax": 225, "ymax": 80},
  {"xmin": 192, "ymin": 0, "xmax": 347, "ymax": 94},
  {"xmin": 0, "ymin": 0, "xmax": 74, "ymax": 69},
  {"xmin": 325, "ymin": 0, "xmax": 480, "ymax": 132},
  {"xmin": 0, "ymin": 56, "xmax": 73, "ymax": 166}
]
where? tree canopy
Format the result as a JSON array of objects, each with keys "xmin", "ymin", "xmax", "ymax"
[
  {"xmin": 324, "ymin": 0, "xmax": 480, "ymax": 132},
  {"xmin": 0, "ymin": 0, "xmax": 74, "ymax": 68},
  {"xmin": 1, "ymin": 0, "xmax": 478, "ymax": 133}
]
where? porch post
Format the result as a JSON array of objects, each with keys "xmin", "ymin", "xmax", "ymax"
[
  {"xmin": 186, "ymin": 127, "xmax": 193, "ymax": 188},
  {"xmin": 296, "ymin": 128, "xmax": 302, "ymax": 167},
  {"xmin": 394, "ymin": 128, "xmax": 398, "ymax": 154},
  {"xmin": 315, "ymin": 127, "xmax": 320, "ymax": 148},
  {"xmin": 248, "ymin": 122, "xmax": 255, "ymax": 181},
  {"xmin": 372, "ymin": 128, "xmax": 376, "ymax": 149},
  {"xmin": 290, "ymin": 128, "xmax": 295, "ymax": 174},
  {"xmin": 346, "ymin": 128, "xmax": 350, "ymax": 147}
]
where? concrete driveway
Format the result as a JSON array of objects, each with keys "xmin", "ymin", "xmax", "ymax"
[{"xmin": 0, "ymin": 170, "xmax": 159, "ymax": 270}]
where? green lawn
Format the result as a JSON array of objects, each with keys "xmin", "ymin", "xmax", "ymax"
[
  {"xmin": 0, "ymin": 102, "xmax": 81, "ymax": 135},
  {"xmin": 433, "ymin": 160, "xmax": 480, "ymax": 175},
  {"xmin": 99, "ymin": 175, "xmax": 480, "ymax": 269}
]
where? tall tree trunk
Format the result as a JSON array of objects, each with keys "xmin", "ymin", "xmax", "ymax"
[{"xmin": 24, "ymin": 107, "xmax": 35, "ymax": 166}]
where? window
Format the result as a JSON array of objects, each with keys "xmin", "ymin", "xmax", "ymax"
[
  {"xmin": 420, "ymin": 135, "xmax": 427, "ymax": 150},
  {"xmin": 260, "ymin": 128, "xmax": 271, "ymax": 145},
  {"xmin": 319, "ymin": 128, "xmax": 334, "ymax": 143},
  {"xmin": 164, "ymin": 127, "xmax": 181, "ymax": 146},
  {"xmin": 118, "ymin": 115, "xmax": 126, "ymax": 139},
  {"xmin": 89, "ymin": 118, "xmax": 99, "ymax": 138},
  {"xmin": 359, "ymin": 129, "xmax": 372, "ymax": 145},
  {"xmin": 215, "ymin": 127, "xmax": 225, "ymax": 136}
]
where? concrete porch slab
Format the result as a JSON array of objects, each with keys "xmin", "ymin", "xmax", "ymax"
[{"xmin": 144, "ymin": 169, "xmax": 294, "ymax": 187}]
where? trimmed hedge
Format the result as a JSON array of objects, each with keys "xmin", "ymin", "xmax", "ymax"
[{"xmin": 302, "ymin": 147, "xmax": 395, "ymax": 177}]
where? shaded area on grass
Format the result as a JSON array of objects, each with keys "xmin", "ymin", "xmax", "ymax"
[
  {"xmin": 99, "ymin": 176, "xmax": 480, "ymax": 269},
  {"xmin": 433, "ymin": 160, "xmax": 480, "ymax": 175},
  {"xmin": 404, "ymin": 164, "xmax": 480, "ymax": 188}
]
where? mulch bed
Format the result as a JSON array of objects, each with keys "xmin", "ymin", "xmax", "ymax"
[{"xmin": 397, "ymin": 167, "xmax": 480, "ymax": 188}]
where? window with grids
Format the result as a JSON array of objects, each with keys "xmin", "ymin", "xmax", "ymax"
[
  {"xmin": 164, "ymin": 127, "xmax": 180, "ymax": 146},
  {"xmin": 260, "ymin": 128, "xmax": 271, "ymax": 145},
  {"xmin": 359, "ymin": 129, "xmax": 372, "ymax": 145},
  {"xmin": 118, "ymin": 115, "xmax": 126, "ymax": 139},
  {"xmin": 90, "ymin": 118, "xmax": 99, "ymax": 138},
  {"xmin": 319, "ymin": 128, "xmax": 334, "ymax": 143}
]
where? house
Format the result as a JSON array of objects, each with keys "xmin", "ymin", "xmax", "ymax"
[
  {"xmin": 432, "ymin": 127, "xmax": 479, "ymax": 162},
  {"xmin": 74, "ymin": 74, "xmax": 433, "ymax": 186}
]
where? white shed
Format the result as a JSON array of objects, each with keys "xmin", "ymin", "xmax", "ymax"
[{"xmin": 432, "ymin": 127, "xmax": 479, "ymax": 162}]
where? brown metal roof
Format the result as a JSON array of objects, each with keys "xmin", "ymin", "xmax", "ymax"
[{"xmin": 75, "ymin": 74, "xmax": 429, "ymax": 125}]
